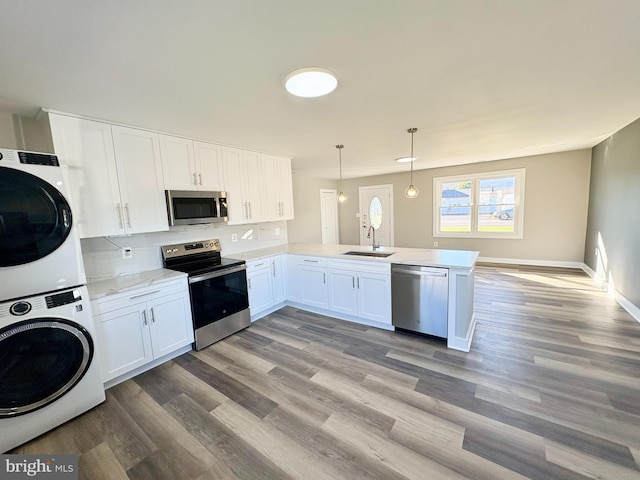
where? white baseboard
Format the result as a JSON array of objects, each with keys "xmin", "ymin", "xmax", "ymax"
[
  {"xmin": 575, "ymin": 263, "xmax": 639, "ymax": 325},
  {"xmin": 477, "ymin": 256, "xmax": 586, "ymax": 269},
  {"xmin": 615, "ymin": 292, "xmax": 640, "ymax": 323}
]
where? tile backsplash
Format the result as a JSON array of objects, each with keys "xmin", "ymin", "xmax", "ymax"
[{"xmin": 81, "ymin": 221, "xmax": 288, "ymax": 281}]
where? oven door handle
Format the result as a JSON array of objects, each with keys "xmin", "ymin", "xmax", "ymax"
[{"xmin": 189, "ymin": 264, "xmax": 247, "ymax": 283}]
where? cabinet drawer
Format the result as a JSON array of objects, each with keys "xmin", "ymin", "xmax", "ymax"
[
  {"xmin": 247, "ymin": 258, "xmax": 272, "ymax": 273},
  {"xmin": 327, "ymin": 258, "xmax": 390, "ymax": 274},
  {"xmin": 290, "ymin": 255, "xmax": 327, "ymax": 267}
]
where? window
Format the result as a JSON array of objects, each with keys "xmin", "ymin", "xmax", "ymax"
[{"xmin": 433, "ymin": 168, "xmax": 525, "ymax": 238}]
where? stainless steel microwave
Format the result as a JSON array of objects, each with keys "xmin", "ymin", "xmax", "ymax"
[{"xmin": 165, "ymin": 190, "xmax": 228, "ymax": 225}]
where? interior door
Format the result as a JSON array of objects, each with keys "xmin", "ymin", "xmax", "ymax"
[
  {"xmin": 359, "ymin": 185, "xmax": 394, "ymax": 247},
  {"xmin": 320, "ymin": 189, "xmax": 339, "ymax": 244}
]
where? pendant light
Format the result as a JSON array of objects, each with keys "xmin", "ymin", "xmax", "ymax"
[
  {"xmin": 336, "ymin": 144, "xmax": 347, "ymax": 203},
  {"xmin": 404, "ymin": 128, "xmax": 419, "ymax": 199}
]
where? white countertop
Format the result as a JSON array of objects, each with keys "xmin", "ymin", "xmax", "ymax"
[
  {"xmin": 229, "ymin": 243, "xmax": 478, "ymax": 270},
  {"xmin": 87, "ymin": 268, "xmax": 187, "ymax": 300}
]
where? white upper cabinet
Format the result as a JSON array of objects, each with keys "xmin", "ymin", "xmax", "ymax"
[
  {"xmin": 111, "ymin": 126, "xmax": 168, "ymax": 235},
  {"xmin": 160, "ymin": 134, "xmax": 225, "ymax": 191},
  {"xmin": 193, "ymin": 141, "xmax": 225, "ymax": 191},
  {"xmin": 222, "ymin": 147, "xmax": 265, "ymax": 224},
  {"xmin": 262, "ymin": 154, "xmax": 294, "ymax": 221},
  {"xmin": 49, "ymin": 114, "xmax": 168, "ymax": 238}
]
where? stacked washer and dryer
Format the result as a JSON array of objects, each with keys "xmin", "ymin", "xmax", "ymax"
[{"xmin": 0, "ymin": 148, "xmax": 105, "ymax": 453}]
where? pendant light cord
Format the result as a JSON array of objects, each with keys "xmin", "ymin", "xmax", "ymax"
[
  {"xmin": 337, "ymin": 144, "xmax": 344, "ymax": 191},
  {"xmin": 408, "ymin": 128, "xmax": 417, "ymax": 184}
]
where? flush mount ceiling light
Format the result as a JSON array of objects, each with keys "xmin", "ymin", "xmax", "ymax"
[
  {"xmin": 336, "ymin": 144, "xmax": 347, "ymax": 203},
  {"xmin": 285, "ymin": 67, "xmax": 338, "ymax": 98},
  {"xmin": 404, "ymin": 128, "xmax": 419, "ymax": 199}
]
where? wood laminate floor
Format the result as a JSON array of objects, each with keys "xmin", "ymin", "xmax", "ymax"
[{"xmin": 12, "ymin": 265, "xmax": 640, "ymax": 479}]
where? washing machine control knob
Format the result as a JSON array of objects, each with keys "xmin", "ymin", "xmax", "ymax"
[{"xmin": 10, "ymin": 301, "xmax": 32, "ymax": 316}]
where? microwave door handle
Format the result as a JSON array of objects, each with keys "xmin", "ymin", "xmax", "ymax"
[{"xmin": 166, "ymin": 192, "xmax": 175, "ymax": 226}]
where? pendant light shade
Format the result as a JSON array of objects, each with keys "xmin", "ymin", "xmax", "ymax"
[
  {"xmin": 404, "ymin": 128, "xmax": 419, "ymax": 199},
  {"xmin": 336, "ymin": 144, "xmax": 347, "ymax": 203}
]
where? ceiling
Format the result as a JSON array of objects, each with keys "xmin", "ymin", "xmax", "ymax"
[{"xmin": 1, "ymin": 1, "xmax": 639, "ymax": 179}]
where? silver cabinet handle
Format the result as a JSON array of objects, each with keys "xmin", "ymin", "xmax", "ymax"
[
  {"xmin": 193, "ymin": 172, "xmax": 197, "ymax": 185},
  {"xmin": 323, "ymin": 272, "xmax": 326, "ymax": 284},
  {"xmin": 352, "ymin": 276, "xmax": 355, "ymax": 288},
  {"xmin": 253, "ymin": 262, "xmax": 265, "ymax": 268},
  {"xmin": 116, "ymin": 203, "xmax": 124, "ymax": 229},
  {"xmin": 124, "ymin": 203, "xmax": 131, "ymax": 228},
  {"xmin": 357, "ymin": 277, "xmax": 360, "ymax": 289},
  {"xmin": 248, "ymin": 202, "xmax": 252, "ymax": 219},
  {"xmin": 142, "ymin": 310, "xmax": 148, "ymax": 326},
  {"xmin": 303, "ymin": 259, "xmax": 319, "ymax": 263},
  {"xmin": 150, "ymin": 307, "xmax": 155, "ymax": 323},
  {"xmin": 198, "ymin": 173, "xmax": 202, "ymax": 185},
  {"xmin": 244, "ymin": 202, "xmax": 249, "ymax": 219},
  {"xmin": 272, "ymin": 261, "xmax": 276, "ymax": 277},
  {"xmin": 248, "ymin": 278, "xmax": 252, "ymax": 289}
]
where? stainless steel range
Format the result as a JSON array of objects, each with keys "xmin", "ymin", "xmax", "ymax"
[{"xmin": 162, "ymin": 239, "xmax": 250, "ymax": 350}]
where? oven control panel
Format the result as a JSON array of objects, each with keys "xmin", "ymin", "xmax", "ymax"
[{"xmin": 161, "ymin": 239, "xmax": 221, "ymax": 259}]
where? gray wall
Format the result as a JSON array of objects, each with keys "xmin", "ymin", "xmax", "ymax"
[
  {"xmin": 338, "ymin": 149, "xmax": 592, "ymax": 263},
  {"xmin": 287, "ymin": 173, "xmax": 338, "ymax": 243},
  {"xmin": 584, "ymin": 117, "xmax": 640, "ymax": 307}
]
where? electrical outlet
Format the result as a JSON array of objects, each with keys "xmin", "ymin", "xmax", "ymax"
[
  {"xmin": 231, "ymin": 234, "xmax": 238, "ymax": 243},
  {"xmin": 433, "ymin": 241, "xmax": 439, "ymax": 247},
  {"xmin": 122, "ymin": 247, "xmax": 133, "ymax": 259},
  {"xmin": 275, "ymin": 228, "xmax": 280, "ymax": 236}
]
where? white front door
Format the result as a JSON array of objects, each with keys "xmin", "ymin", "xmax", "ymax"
[
  {"xmin": 359, "ymin": 184, "xmax": 394, "ymax": 247},
  {"xmin": 320, "ymin": 189, "xmax": 339, "ymax": 244}
]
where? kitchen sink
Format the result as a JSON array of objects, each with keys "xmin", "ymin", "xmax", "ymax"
[{"xmin": 342, "ymin": 250, "xmax": 395, "ymax": 258}]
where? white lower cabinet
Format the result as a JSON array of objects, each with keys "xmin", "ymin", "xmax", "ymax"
[
  {"xmin": 327, "ymin": 260, "xmax": 392, "ymax": 325},
  {"xmin": 247, "ymin": 255, "xmax": 287, "ymax": 319},
  {"xmin": 287, "ymin": 255, "xmax": 328, "ymax": 309},
  {"xmin": 91, "ymin": 278, "xmax": 194, "ymax": 385}
]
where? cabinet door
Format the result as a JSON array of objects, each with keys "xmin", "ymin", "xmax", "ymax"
[
  {"xmin": 111, "ymin": 126, "xmax": 169, "ymax": 235},
  {"xmin": 301, "ymin": 267, "xmax": 328, "ymax": 309},
  {"xmin": 271, "ymin": 255, "xmax": 286, "ymax": 304},
  {"xmin": 262, "ymin": 155, "xmax": 294, "ymax": 221},
  {"xmin": 147, "ymin": 292, "xmax": 194, "ymax": 358},
  {"xmin": 94, "ymin": 303, "xmax": 153, "ymax": 381},
  {"xmin": 222, "ymin": 146, "xmax": 247, "ymax": 224},
  {"xmin": 242, "ymin": 150, "xmax": 264, "ymax": 222},
  {"xmin": 357, "ymin": 272, "xmax": 392, "ymax": 324},
  {"xmin": 159, "ymin": 134, "xmax": 197, "ymax": 191},
  {"xmin": 48, "ymin": 114, "xmax": 124, "ymax": 238},
  {"xmin": 286, "ymin": 257, "xmax": 303, "ymax": 302},
  {"xmin": 194, "ymin": 141, "xmax": 225, "ymax": 191},
  {"xmin": 328, "ymin": 269, "xmax": 358, "ymax": 316},
  {"xmin": 247, "ymin": 267, "xmax": 273, "ymax": 317}
]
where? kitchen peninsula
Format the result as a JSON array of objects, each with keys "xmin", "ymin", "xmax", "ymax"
[{"xmin": 235, "ymin": 243, "xmax": 479, "ymax": 352}]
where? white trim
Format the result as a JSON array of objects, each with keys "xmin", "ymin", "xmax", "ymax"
[
  {"xmin": 615, "ymin": 292, "xmax": 640, "ymax": 324},
  {"xmin": 477, "ymin": 256, "xmax": 585, "ymax": 269},
  {"xmin": 447, "ymin": 313, "xmax": 476, "ymax": 352},
  {"xmin": 581, "ymin": 262, "xmax": 640, "ymax": 324}
]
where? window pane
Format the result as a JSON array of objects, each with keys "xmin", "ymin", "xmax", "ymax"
[
  {"xmin": 369, "ymin": 196, "xmax": 383, "ymax": 229},
  {"xmin": 477, "ymin": 177, "xmax": 516, "ymax": 233},
  {"xmin": 439, "ymin": 182, "xmax": 471, "ymax": 232}
]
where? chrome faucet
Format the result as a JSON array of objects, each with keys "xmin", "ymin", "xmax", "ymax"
[{"xmin": 367, "ymin": 226, "xmax": 380, "ymax": 250}]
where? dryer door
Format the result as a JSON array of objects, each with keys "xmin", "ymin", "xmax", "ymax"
[
  {"xmin": 0, "ymin": 318, "xmax": 94, "ymax": 417},
  {"xmin": 0, "ymin": 167, "xmax": 73, "ymax": 267}
]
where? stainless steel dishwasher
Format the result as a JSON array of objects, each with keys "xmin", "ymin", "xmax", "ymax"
[{"xmin": 391, "ymin": 264, "xmax": 448, "ymax": 338}]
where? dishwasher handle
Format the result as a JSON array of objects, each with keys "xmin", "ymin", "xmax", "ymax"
[{"xmin": 392, "ymin": 265, "xmax": 448, "ymax": 277}]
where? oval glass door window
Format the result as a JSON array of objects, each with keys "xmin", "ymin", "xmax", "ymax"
[{"xmin": 369, "ymin": 196, "xmax": 383, "ymax": 229}]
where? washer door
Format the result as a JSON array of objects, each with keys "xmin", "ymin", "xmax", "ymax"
[
  {"xmin": 0, "ymin": 318, "xmax": 94, "ymax": 417},
  {"xmin": 0, "ymin": 167, "xmax": 73, "ymax": 267}
]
